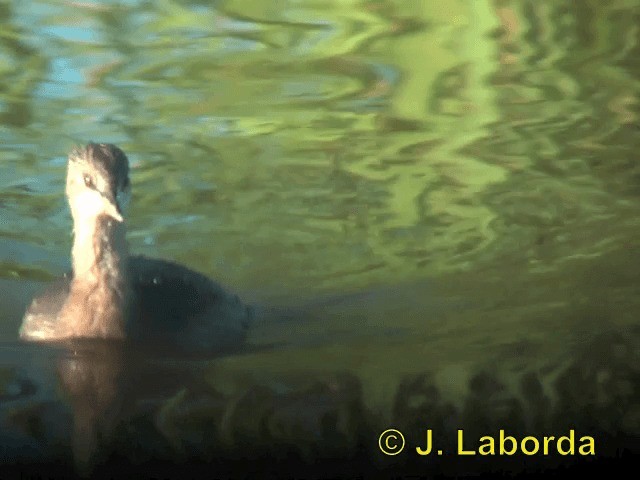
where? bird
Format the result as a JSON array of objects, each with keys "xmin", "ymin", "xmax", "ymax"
[{"xmin": 19, "ymin": 143, "xmax": 252, "ymax": 354}]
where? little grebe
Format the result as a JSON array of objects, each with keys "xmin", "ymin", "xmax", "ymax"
[{"xmin": 19, "ymin": 143, "xmax": 252, "ymax": 353}]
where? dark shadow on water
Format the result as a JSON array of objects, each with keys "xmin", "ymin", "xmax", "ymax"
[
  {"xmin": 1, "ymin": 339, "xmax": 273, "ymax": 475},
  {"xmin": 0, "ymin": 324, "xmax": 638, "ymax": 478},
  {"xmin": 1, "ymin": 245, "xmax": 639, "ymax": 477}
]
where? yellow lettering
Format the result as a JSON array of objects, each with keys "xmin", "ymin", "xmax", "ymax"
[
  {"xmin": 578, "ymin": 436, "xmax": 595, "ymax": 455},
  {"xmin": 457, "ymin": 430, "xmax": 476, "ymax": 455},
  {"xmin": 521, "ymin": 436, "xmax": 539, "ymax": 455},
  {"xmin": 416, "ymin": 429, "xmax": 433, "ymax": 456},
  {"xmin": 543, "ymin": 436, "xmax": 555, "ymax": 454},
  {"xmin": 557, "ymin": 430, "xmax": 575, "ymax": 455},
  {"xmin": 478, "ymin": 436, "xmax": 495, "ymax": 455},
  {"xmin": 499, "ymin": 430, "xmax": 517, "ymax": 455}
]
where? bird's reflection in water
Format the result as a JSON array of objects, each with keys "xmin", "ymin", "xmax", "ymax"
[
  {"xmin": 55, "ymin": 340, "xmax": 129, "ymax": 474},
  {"xmin": 44, "ymin": 337, "xmax": 368, "ymax": 476},
  {"xmin": 4, "ymin": 326, "xmax": 638, "ymax": 477},
  {"xmin": 53, "ymin": 339, "xmax": 233, "ymax": 474}
]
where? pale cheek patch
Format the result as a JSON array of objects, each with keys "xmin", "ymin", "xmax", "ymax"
[{"xmin": 70, "ymin": 190, "xmax": 106, "ymax": 219}]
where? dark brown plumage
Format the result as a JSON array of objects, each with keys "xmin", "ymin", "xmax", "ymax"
[{"xmin": 20, "ymin": 143, "xmax": 251, "ymax": 353}]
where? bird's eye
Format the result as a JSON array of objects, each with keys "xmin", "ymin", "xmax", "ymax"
[{"xmin": 83, "ymin": 174, "xmax": 95, "ymax": 188}]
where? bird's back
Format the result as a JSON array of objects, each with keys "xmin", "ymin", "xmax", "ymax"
[
  {"xmin": 20, "ymin": 256, "xmax": 252, "ymax": 354},
  {"xmin": 128, "ymin": 255, "xmax": 252, "ymax": 353}
]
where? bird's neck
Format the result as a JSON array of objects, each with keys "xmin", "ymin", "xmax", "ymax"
[
  {"xmin": 71, "ymin": 215, "xmax": 129, "ymax": 287},
  {"xmin": 63, "ymin": 214, "xmax": 133, "ymax": 339}
]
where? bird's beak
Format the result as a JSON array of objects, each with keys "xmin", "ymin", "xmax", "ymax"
[{"xmin": 102, "ymin": 191, "xmax": 124, "ymax": 223}]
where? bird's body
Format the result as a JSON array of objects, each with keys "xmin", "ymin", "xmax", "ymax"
[{"xmin": 19, "ymin": 143, "xmax": 251, "ymax": 353}]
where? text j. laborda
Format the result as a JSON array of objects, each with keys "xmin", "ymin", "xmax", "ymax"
[{"xmin": 378, "ymin": 429, "xmax": 595, "ymax": 456}]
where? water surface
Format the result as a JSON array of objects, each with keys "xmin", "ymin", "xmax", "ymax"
[{"xmin": 0, "ymin": 0, "xmax": 638, "ymax": 475}]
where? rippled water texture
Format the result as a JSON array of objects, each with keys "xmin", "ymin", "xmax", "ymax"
[{"xmin": 0, "ymin": 0, "xmax": 639, "ymax": 476}]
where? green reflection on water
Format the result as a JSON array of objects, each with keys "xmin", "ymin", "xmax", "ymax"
[{"xmin": 0, "ymin": 0, "xmax": 638, "ymax": 365}]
